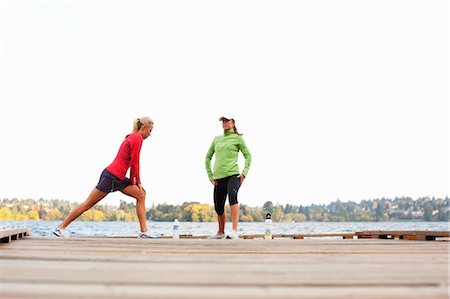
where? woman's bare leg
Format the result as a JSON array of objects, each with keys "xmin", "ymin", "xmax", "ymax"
[
  {"xmin": 121, "ymin": 185, "xmax": 147, "ymax": 232},
  {"xmin": 230, "ymin": 203, "xmax": 239, "ymax": 231},
  {"xmin": 218, "ymin": 212, "xmax": 226, "ymax": 234},
  {"xmin": 59, "ymin": 188, "xmax": 108, "ymax": 229}
]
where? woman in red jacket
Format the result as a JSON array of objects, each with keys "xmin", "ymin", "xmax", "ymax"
[{"xmin": 53, "ymin": 117, "xmax": 155, "ymax": 238}]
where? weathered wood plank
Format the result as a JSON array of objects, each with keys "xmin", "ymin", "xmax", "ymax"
[{"xmin": 1, "ymin": 282, "xmax": 448, "ymax": 299}]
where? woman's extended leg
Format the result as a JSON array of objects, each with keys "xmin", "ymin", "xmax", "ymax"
[
  {"xmin": 121, "ymin": 185, "xmax": 147, "ymax": 232},
  {"xmin": 59, "ymin": 188, "xmax": 108, "ymax": 229}
]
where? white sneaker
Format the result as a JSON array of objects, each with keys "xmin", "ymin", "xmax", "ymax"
[
  {"xmin": 53, "ymin": 226, "xmax": 69, "ymax": 238},
  {"xmin": 137, "ymin": 231, "xmax": 161, "ymax": 238},
  {"xmin": 227, "ymin": 230, "xmax": 239, "ymax": 240},
  {"xmin": 208, "ymin": 232, "xmax": 226, "ymax": 239}
]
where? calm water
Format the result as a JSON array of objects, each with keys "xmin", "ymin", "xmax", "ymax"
[{"xmin": 1, "ymin": 220, "xmax": 448, "ymax": 237}]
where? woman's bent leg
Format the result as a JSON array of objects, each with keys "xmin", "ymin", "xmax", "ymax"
[
  {"xmin": 59, "ymin": 188, "xmax": 108, "ymax": 229},
  {"xmin": 121, "ymin": 185, "xmax": 147, "ymax": 232}
]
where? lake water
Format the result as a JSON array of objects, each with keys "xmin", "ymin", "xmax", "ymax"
[{"xmin": 1, "ymin": 220, "xmax": 448, "ymax": 238}]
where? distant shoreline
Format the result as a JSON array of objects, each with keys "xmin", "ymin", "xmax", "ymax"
[{"xmin": 1, "ymin": 196, "xmax": 448, "ymax": 222}]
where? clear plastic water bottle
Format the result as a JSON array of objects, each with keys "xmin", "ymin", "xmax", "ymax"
[
  {"xmin": 264, "ymin": 213, "xmax": 272, "ymax": 240},
  {"xmin": 173, "ymin": 219, "xmax": 180, "ymax": 239}
]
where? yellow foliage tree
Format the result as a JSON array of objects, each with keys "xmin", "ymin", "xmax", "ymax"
[
  {"xmin": 197, "ymin": 204, "xmax": 215, "ymax": 222},
  {"xmin": 114, "ymin": 210, "xmax": 134, "ymax": 221},
  {"xmin": 116, "ymin": 210, "xmax": 126, "ymax": 221},
  {"xmin": 80, "ymin": 210, "xmax": 105, "ymax": 221},
  {"xmin": 123, "ymin": 212, "xmax": 133, "ymax": 222},
  {"xmin": 81, "ymin": 210, "xmax": 93, "ymax": 221},
  {"xmin": 0, "ymin": 207, "xmax": 13, "ymax": 220},
  {"xmin": 14, "ymin": 214, "xmax": 28, "ymax": 220},
  {"xmin": 189, "ymin": 204, "xmax": 200, "ymax": 222},
  {"xmin": 27, "ymin": 210, "xmax": 40, "ymax": 220},
  {"xmin": 45, "ymin": 209, "xmax": 64, "ymax": 221},
  {"xmin": 183, "ymin": 203, "xmax": 215, "ymax": 222},
  {"xmin": 93, "ymin": 210, "xmax": 105, "ymax": 221}
]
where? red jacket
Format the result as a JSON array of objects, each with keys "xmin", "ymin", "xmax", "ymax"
[{"xmin": 106, "ymin": 132, "xmax": 143, "ymax": 185}]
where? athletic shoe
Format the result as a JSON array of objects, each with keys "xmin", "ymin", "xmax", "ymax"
[
  {"xmin": 207, "ymin": 232, "xmax": 226, "ymax": 239},
  {"xmin": 137, "ymin": 231, "xmax": 161, "ymax": 238},
  {"xmin": 227, "ymin": 230, "xmax": 239, "ymax": 240},
  {"xmin": 53, "ymin": 226, "xmax": 69, "ymax": 238}
]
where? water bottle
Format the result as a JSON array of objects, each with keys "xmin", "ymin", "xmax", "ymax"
[
  {"xmin": 264, "ymin": 213, "xmax": 272, "ymax": 240},
  {"xmin": 173, "ymin": 219, "xmax": 180, "ymax": 239}
]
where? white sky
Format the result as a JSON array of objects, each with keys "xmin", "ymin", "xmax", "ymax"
[{"xmin": 0, "ymin": 0, "xmax": 448, "ymax": 208}]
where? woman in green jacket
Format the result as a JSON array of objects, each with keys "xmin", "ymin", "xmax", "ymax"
[{"xmin": 205, "ymin": 114, "xmax": 252, "ymax": 239}]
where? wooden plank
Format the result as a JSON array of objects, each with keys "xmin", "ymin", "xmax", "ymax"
[{"xmin": 1, "ymin": 283, "xmax": 448, "ymax": 299}]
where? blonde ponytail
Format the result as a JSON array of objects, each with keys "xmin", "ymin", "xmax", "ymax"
[{"xmin": 132, "ymin": 116, "xmax": 154, "ymax": 133}]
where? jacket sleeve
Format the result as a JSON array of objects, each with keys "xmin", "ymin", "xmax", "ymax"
[
  {"xmin": 238, "ymin": 136, "xmax": 252, "ymax": 177},
  {"xmin": 129, "ymin": 135, "xmax": 143, "ymax": 185},
  {"xmin": 205, "ymin": 139, "xmax": 215, "ymax": 179}
]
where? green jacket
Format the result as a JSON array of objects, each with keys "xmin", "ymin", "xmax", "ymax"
[{"xmin": 205, "ymin": 130, "xmax": 252, "ymax": 180}]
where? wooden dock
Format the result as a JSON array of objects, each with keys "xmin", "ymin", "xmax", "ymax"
[
  {"xmin": 162, "ymin": 230, "xmax": 450, "ymax": 241},
  {"xmin": 0, "ymin": 230, "xmax": 448, "ymax": 299},
  {"xmin": 355, "ymin": 230, "xmax": 450, "ymax": 241},
  {"xmin": 0, "ymin": 227, "xmax": 30, "ymax": 243}
]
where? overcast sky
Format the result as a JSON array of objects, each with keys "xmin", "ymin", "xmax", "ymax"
[{"xmin": 0, "ymin": 0, "xmax": 448, "ymax": 208}]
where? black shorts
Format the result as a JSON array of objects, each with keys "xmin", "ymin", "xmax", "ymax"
[
  {"xmin": 213, "ymin": 174, "xmax": 241, "ymax": 215},
  {"xmin": 95, "ymin": 169, "xmax": 130, "ymax": 193}
]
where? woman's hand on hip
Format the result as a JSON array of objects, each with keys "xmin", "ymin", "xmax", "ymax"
[
  {"xmin": 238, "ymin": 173, "xmax": 245, "ymax": 184},
  {"xmin": 210, "ymin": 179, "xmax": 218, "ymax": 185}
]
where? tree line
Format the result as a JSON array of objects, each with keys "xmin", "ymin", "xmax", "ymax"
[{"xmin": 0, "ymin": 196, "xmax": 448, "ymax": 222}]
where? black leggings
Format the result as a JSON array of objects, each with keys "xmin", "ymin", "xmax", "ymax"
[{"xmin": 213, "ymin": 175, "xmax": 241, "ymax": 216}]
